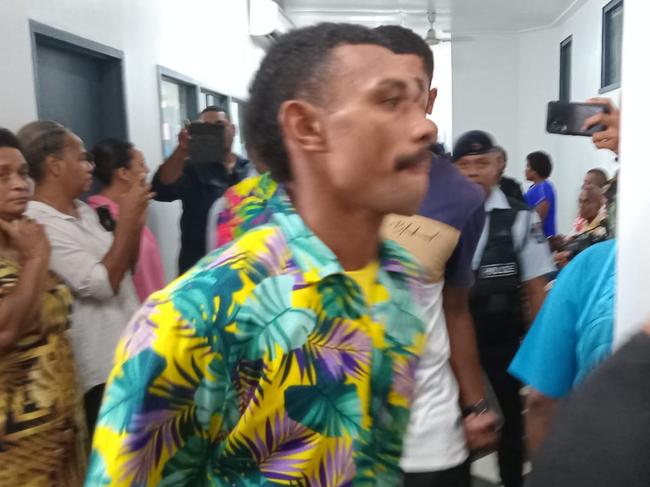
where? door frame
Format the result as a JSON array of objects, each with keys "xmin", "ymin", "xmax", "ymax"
[{"xmin": 29, "ymin": 20, "xmax": 129, "ymax": 137}]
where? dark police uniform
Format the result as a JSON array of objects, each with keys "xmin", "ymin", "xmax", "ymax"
[
  {"xmin": 469, "ymin": 187, "xmax": 554, "ymax": 487},
  {"xmin": 152, "ymin": 156, "xmax": 253, "ymax": 275}
]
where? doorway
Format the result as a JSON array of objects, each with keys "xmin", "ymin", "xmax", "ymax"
[{"xmin": 30, "ymin": 21, "xmax": 128, "ymax": 149}]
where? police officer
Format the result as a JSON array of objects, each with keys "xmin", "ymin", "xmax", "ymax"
[{"xmin": 454, "ymin": 131, "xmax": 555, "ymax": 487}]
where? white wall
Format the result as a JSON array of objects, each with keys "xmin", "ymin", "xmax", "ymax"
[
  {"xmin": 429, "ymin": 43, "xmax": 453, "ymax": 149},
  {"xmin": 452, "ymin": 0, "xmax": 620, "ymax": 234},
  {"xmin": 0, "ymin": 0, "xmax": 267, "ymax": 281},
  {"xmin": 615, "ymin": 0, "xmax": 650, "ymax": 346},
  {"xmin": 451, "ymin": 34, "xmax": 520, "ymax": 165},
  {"xmin": 517, "ymin": 0, "xmax": 620, "ymax": 234}
]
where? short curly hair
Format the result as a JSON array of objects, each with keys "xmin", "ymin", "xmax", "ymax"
[
  {"xmin": 527, "ymin": 151, "xmax": 553, "ymax": 179},
  {"xmin": 244, "ymin": 23, "xmax": 392, "ymax": 183},
  {"xmin": 375, "ymin": 25, "xmax": 434, "ymax": 82}
]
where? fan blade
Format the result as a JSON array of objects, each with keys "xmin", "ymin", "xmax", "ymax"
[{"xmin": 447, "ymin": 34, "xmax": 475, "ymax": 42}]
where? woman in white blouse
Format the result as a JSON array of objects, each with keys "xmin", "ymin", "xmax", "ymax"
[{"xmin": 17, "ymin": 121, "xmax": 152, "ymax": 437}]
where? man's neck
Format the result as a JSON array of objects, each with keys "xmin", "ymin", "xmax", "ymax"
[
  {"xmin": 290, "ymin": 184, "xmax": 381, "ymax": 271},
  {"xmin": 33, "ymin": 184, "xmax": 78, "ymax": 217}
]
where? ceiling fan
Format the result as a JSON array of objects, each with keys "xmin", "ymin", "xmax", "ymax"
[
  {"xmin": 424, "ymin": 10, "xmax": 472, "ymax": 45},
  {"xmin": 424, "ymin": 11, "xmax": 449, "ymax": 45}
]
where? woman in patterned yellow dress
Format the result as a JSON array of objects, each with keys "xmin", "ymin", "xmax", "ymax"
[{"xmin": 0, "ymin": 128, "xmax": 87, "ymax": 486}]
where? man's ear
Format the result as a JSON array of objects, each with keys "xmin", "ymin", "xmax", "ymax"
[
  {"xmin": 44, "ymin": 154, "xmax": 63, "ymax": 177},
  {"xmin": 278, "ymin": 100, "xmax": 327, "ymax": 154},
  {"xmin": 426, "ymin": 87, "xmax": 438, "ymax": 115}
]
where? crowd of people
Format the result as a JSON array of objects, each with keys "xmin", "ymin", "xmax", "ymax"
[{"xmin": 0, "ymin": 21, "xmax": 636, "ymax": 487}]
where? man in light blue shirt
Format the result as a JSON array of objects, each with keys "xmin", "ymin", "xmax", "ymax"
[{"xmin": 509, "ymin": 239, "xmax": 616, "ymax": 452}]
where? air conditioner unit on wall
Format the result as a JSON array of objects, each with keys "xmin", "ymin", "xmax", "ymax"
[{"xmin": 248, "ymin": 0, "xmax": 294, "ymax": 41}]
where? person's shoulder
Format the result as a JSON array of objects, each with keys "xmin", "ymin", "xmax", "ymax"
[
  {"xmin": 419, "ymin": 157, "xmax": 485, "ymax": 228},
  {"xmin": 501, "ymin": 176, "xmax": 524, "ymax": 193},
  {"xmin": 572, "ymin": 239, "xmax": 616, "ymax": 267},
  {"xmin": 237, "ymin": 155, "xmax": 252, "ymax": 166},
  {"xmin": 543, "ymin": 179, "xmax": 557, "ymax": 193},
  {"xmin": 126, "ymin": 225, "xmax": 292, "ymax": 355},
  {"xmin": 227, "ymin": 173, "xmax": 275, "ymax": 200},
  {"xmin": 86, "ymin": 194, "xmax": 102, "ymax": 209},
  {"xmin": 174, "ymin": 223, "xmax": 289, "ymax": 293},
  {"xmin": 218, "ymin": 173, "xmax": 278, "ymax": 232},
  {"xmin": 381, "ymin": 237, "xmax": 427, "ymax": 275},
  {"xmin": 76, "ymin": 199, "xmax": 95, "ymax": 211},
  {"xmin": 76, "ymin": 200, "xmax": 104, "ymax": 222},
  {"xmin": 210, "ymin": 222, "xmax": 287, "ymax": 266},
  {"xmin": 555, "ymin": 240, "xmax": 616, "ymax": 288},
  {"xmin": 25, "ymin": 200, "xmax": 50, "ymax": 218},
  {"xmin": 235, "ymin": 156, "xmax": 255, "ymax": 173},
  {"xmin": 508, "ymin": 196, "xmax": 530, "ymax": 212},
  {"xmin": 444, "ymin": 160, "xmax": 484, "ymax": 205}
]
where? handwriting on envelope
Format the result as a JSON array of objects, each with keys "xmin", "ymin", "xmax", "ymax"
[{"xmin": 381, "ymin": 214, "xmax": 460, "ymax": 283}]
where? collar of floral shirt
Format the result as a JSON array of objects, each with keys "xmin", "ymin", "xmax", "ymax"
[{"xmin": 264, "ymin": 185, "xmax": 427, "ymax": 293}]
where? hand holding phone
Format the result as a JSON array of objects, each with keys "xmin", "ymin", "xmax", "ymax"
[
  {"xmin": 188, "ymin": 122, "xmax": 226, "ymax": 164},
  {"xmin": 546, "ymin": 101, "xmax": 610, "ymax": 137},
  {"xmin": 583, "ymin": 97, "xmax": 620, "ymax": 154},
  {"xmin": 177, "ymin": 120, "xmax": 191, "ymax": 155}
]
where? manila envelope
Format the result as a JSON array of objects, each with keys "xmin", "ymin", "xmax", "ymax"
[{"xmin": 381, "ymin": 214, "xmax": 460, "ymax": 283}]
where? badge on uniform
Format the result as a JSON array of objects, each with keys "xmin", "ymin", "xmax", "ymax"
[{"xmin": 531, "ymin": 221, "xmax": 545, "ymax": 243}]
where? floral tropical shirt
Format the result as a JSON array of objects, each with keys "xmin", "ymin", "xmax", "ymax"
[
  {"xmin": 86, "ymin": 187, "xmax": 428, "ymax": 487},
  {"xmin": 213, "ymin": 172, "xmax": 278, "ymax": 249}
]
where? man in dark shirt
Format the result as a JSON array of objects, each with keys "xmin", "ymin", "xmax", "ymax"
[
  {"xmin": 526, "ymin": 325, "xmax": 650, "ymax": 487},
  {"xmin": 152, "ymin": 106, "xmax": 252, "ymax": 274},
  {"xmin": 387, "ymin": 152, "xmax": 500, "ymax": 487},
  {"xmin": 494, "ymin": 145, "xmax": 524, "ymax": 202}
]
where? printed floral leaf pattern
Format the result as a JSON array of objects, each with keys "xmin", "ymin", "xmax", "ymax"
[
  {"xmin": 306, "ymin": 318, "xmax": 372, "ymax": 381},
  {"xmin": 317, "ymin": 275, "xmax": 365, "ymax": 319},
  {"xmin": 285, "ymin": 381, "xmax": 362, "ymax": 437},
  {"xmin": 306, "ymin": 442, "xmax": 355, "ymax": 487},
  {"xmin": 85, "ymin": 181, "xmax": 426, "ymax": 486},
  {"xmin": 96, "ymin": 349, "xmax": 166, "ymax": 432},
  {"xmin": 234, "ymin": 275, "xmax": 315, "ymax": 360},
  {"xmin": 158, "ymin": 437, "xmax": 211, "ymax": 487}
]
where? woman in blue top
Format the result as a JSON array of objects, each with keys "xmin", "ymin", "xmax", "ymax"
[{"xmin": 524, "ymin": 151, "xmax": 557, "ymax": 237}]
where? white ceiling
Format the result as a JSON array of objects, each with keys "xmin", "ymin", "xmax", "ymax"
[{"xmin": 282, "ymin": 0, "xmax": 588, "ymax": 35}]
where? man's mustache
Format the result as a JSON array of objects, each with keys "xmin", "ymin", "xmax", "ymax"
[{"xmin": 395, "ymin": 148, "xmax": 432, "ymax": 170}]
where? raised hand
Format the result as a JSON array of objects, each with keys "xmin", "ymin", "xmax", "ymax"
[
  {"xmin": 583, "ymin": 98, "xmax": 620, "ymax": 154},
  {"xmin": 0, "ymin": 217, "xmax": 50, "ymax": 263}
]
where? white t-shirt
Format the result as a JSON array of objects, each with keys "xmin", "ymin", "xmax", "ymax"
[
  {"xmin": 27, "ymin": 200, "xmax": 139, "ymax": 392},
  {"xmin": 400, "ymin": 281, "xmax": 468, "ymax": 472}
]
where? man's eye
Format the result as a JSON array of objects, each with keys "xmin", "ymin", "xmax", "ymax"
[{"xmin": 382, "ymin": 97, "xmax": 401, "ymax": 109}]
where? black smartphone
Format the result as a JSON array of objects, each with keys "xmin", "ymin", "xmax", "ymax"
[
  {"xmin": 188, "ymin": 122, "xmax": 225, "ymax": 164},
  {"xmin": 546, "ymin": 101, "xmax": 610, "ymax": 137},
  {"xmin": 95, "ymin": 206, "xmax": 116, "ymax": 232}
]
